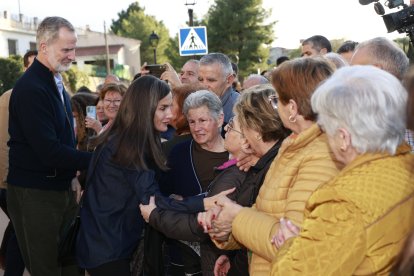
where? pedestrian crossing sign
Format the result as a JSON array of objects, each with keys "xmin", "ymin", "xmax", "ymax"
[{"xmin": 179, "ymin": 26, "xmax": 208, "ymax": 56}]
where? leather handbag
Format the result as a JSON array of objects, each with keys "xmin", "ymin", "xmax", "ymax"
[{"xmin": 58, "ymin": 210, "xmax": 81, "ymax": 265}]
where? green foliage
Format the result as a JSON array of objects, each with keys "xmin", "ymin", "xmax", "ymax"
[
  {"xmin": 204, "ymin": 0, "xmax": 274, "ymax": 77},
  {"xmin": 111, "ymin": 2, "xmax": 170, "ymax": 65},
  {"xmin": 62, "ymin": 66, "xmax": 90, "ymax": 94},
  {"xmin": 0, "ymin": 55, "xmax": 23, "ymax": 96}
]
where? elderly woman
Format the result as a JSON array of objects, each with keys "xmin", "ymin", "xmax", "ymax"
[
  {"xmin": 270, "ymin": 65, "xmax": 414, "ymax": 275},
  {"xmin": 140, "ymin": 85, "xmax": 290, "ymax": 275},
  {"xmin": 204, "ymin": 57, "xmax": 341, "ymax": 275},
  {"xmin": 157, "ymin": 90, "xmax": 228, "ymax": 276},
  {"xmin": 85, "ymin": 83, "xmax": 127, "ymax": 134}
]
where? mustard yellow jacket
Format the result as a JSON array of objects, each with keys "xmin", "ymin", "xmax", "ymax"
[
  {"xmin": 272, "ymin": 144, "xmax": 414, "ymax": 276},
  {"xmin": 217, "ymin": 124, "xmax": 340, "ymax": 275}
]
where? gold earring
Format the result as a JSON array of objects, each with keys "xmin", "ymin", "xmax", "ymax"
[{"xmin": 288, "ymin": 115, "xmax": 297, "ymax": 123}]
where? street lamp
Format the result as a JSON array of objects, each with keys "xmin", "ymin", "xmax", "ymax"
[{"xmin": 149, "ymin": 31, "xmax": 159, "ymax": 64}]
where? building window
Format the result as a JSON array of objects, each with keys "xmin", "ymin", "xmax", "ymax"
[
  {"xmin": 29, "ymin": 42, "xmax": 37, "ymax": 51},
  {"xmin": 8, "ymin": 39, "xmax": 17, "ymax": 56}
]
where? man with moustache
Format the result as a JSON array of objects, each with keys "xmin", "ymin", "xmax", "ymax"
[{"xmin": 7, "ymin": 17, "xmax": 91, "ymax": 276}]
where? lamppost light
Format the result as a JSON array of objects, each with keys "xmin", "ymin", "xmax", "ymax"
[{"xmin": 149, "ymin": 31, "xmax": 159, "ymax": 48}]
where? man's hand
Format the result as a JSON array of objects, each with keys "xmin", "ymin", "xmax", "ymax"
[
  {"xmin": 71, "ymin": 177, "xmax": 82, "ymax": 204},
  {"xmin": 160, "ymin": 63, "xmax": 181, "ymax": 88},
  {"xmin": 139, "ymin": 196, "xmax": 157, "ymax": 223},
  {"xmin": 140, "ymin": 62, "xmax": 150, "ymax": 75}
]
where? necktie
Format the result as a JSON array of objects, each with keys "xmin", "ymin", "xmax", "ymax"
[{"xmin": 55, "ymin": 74, "xmax": 64, "ymax": 103}]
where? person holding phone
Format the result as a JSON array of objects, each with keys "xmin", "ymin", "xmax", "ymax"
[{"xmin": 85, "ymin": 83, "xmax": 127, "ymax": 135}]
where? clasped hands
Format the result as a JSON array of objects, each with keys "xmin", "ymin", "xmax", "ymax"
[{"xmin": 197, "ymin": 194, "xmax": 243, "ymax": 242}]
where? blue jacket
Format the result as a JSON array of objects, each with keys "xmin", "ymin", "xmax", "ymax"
[
  {"xmin": 8, "ymin": 58, "xmax": 91, "ymax": 190},
  {"xmin": 221, "ymin": 87, "xmax": 239, "ymax": 124},
  {"xmin": 77, "ymin": 140, "xmax": 204, "ymax": 269}
]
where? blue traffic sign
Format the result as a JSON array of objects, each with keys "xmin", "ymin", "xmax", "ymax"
[{"xmin": 179, "ymin": 26, "xmax": 208, "ymax": 56}]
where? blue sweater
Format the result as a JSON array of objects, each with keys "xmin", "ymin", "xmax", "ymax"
[{"xmin": 8, "ymin": 59, "xmax": 91, "ymax": 190}]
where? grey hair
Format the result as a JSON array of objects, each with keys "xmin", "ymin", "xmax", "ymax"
[
  {"xmin": 246, "ymin": 74, "xmax": 269, "ymax": 84},
  {"xmin": 324, "ymin": 52, "xmax": 348, "ymax": 68},
  {"xmin": 312, "ymin": 65, "xmax": 407, "ymax": 155},
  {"xmin": 200, "ymin": 53, "xmax": 233, "ymax": 76},
  {"xmin": 183, "ymin": 90, "xmax": 223, "ymax": 120},
  {"xmin": 36, "ymin": 16, "xmax": 75, "ymax": 48},
  {"xmin": 185, "ymin": 59, "xmax": 200, "ymax": 66},
  {"xmin": 355, "ymin": 37, "xmax": 409, "ymax": 80}
]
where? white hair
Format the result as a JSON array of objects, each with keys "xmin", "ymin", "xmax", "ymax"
[{"xmin": 312, "ymin": 65, "xmax": 407, "ymax": 155}]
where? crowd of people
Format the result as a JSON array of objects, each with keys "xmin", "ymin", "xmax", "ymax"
[{"xmin": 0, "ymin": 15, "xmax": 413, "ymax": 276}]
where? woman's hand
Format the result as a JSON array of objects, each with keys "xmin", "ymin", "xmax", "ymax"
[
  {"xmin": 85, "ymin": 117, "xmax": 102, "ymax": 133},
  {"xmin": 270, "ymin": 218, "xmax": 300, "ymax": 249},
  {"xmin": 203, "ymin": 188, "xmax": 236, "ymax": 210},
  {"xmin": 139, "ymin": 196, "xmax": 157, "ymax": 223},
  {"xmin": 198, "ymin": 205, "xmax": 221, "ymax": 233},
  {"xmin": 209, "ymin": 195, "xmax": 243, "ymax": 241},
  {"xmin": 214, "ymin": 255, "xmax": 230, "ymax": 276},
  {"xmin": 236, "ymin": 139, "xmax": 259, "ymax": 172}
]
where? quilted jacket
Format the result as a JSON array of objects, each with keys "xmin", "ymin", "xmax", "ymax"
[
  {"xmin": 271, "ymin": 143, "xmax": 414, "ymax": 276},
  {"xmin": 217, "ymin": 123, "xmax": 340, "ymax": 275}
]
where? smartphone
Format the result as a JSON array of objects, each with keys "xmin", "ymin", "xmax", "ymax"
[
  {"xmin": 144, "ymin": 64, "xmax": 167, "ymax": 78},
  {"xmin": 86, "ymin": 106, "xmax": 96, "ymax": 119}
]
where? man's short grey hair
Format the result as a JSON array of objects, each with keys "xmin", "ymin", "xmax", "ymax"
[
  {"xmin": 246, "ymin": 74, "xmax": 269, "ymax": 84},
  {"xmin": 312, "ymin": 65, "xmax": 407, "ymax": 155},
  {"xmin": 185, "ymin": 59, "xmax": 200, "ymax": 66},
  {"xmin": 355, "ymin": 37, "xmax": 409, "ymax": 80},
  {"xmin": 36, "ymin": 16, "xmax": 75, "ymax": 48},
  {"xmin": 324, "ymin": 52, "xmax": 348, "ymax": 68},
  {"xmin": 199, "ymin": 53, "xmax": 233, "ymax": 76},
  {"xmin": 183, "ymin": 90, "xmax": 223, "ymax": 120}
]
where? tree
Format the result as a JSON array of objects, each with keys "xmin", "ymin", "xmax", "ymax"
[
  {"xmin": 204, "ymin": 0, "xmax": 274, "ymax": 77},
  {"xmin": 0, "ymin": 55, "xmax": 23, "ymax": 96},
  {"xmin": 62, "ymin": 66, "xmax": 90, "ymax": 94},
  {"xmin": 111, "ymin": 2, "xmax": 171, "ymax": 65}
]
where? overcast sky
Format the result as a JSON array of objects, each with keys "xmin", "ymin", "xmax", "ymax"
[{"xmin": 1, "ymin": 0, "xmax": 406, "ymax": 49}]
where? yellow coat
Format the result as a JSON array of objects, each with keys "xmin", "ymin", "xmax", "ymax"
[
  {"xmin": 217, "ymin": 123, "xmax": 340, "ymax": 275},
  {"xmin": 272, "ymin": 144, "xmax": 414, "ymax": 276}
]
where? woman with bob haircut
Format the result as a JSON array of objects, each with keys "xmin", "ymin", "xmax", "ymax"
[
  {"xmin": 201, "ymin": 57, "xmax": 341, "ymax": 275},
  {"xmin": 271, "ymin": 65, "xmax": 414, "ymax": 275},
  {"xmin": 76, "ymin": 76, "xmax": 206, "ymax": 276}
]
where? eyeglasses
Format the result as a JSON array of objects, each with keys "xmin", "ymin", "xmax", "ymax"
[
  {"xmin": 268, "ymin": 95, "xmax": 278, "ymax": 110},
  {"xmin": 103, "ymin": 99, "xmax": 122, "ymax": 106},
  {"xmin": 226, "ymin": 117, "xmax": 243, "ymax": 136}
]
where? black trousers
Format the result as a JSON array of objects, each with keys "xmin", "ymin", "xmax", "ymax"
[{"xmin": 88, "ymin": 259, "xmax": 130, "ymax": 276}]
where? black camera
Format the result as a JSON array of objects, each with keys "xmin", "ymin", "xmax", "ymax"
[
  {"xmin": 382, "ymin": 5, "xmax": 414, "ymax": 33},
  {"xmin": 360, "ymin": 0, "xmax": 414, "ymax": 44}
]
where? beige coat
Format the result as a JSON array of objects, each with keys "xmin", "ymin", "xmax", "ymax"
[{"xmin": 0, "ymin": 90, "xmax": 11, "ymax": 188}]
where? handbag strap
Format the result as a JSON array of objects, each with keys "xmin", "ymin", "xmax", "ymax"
[{"xmin": 79, "ymin": 143, "xmax": 105, "ymax": 208}]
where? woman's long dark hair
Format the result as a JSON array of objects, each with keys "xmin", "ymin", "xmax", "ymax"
[{"xmin": 95, "ymin": 75, "xmax": 170, "ymax": 171}]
